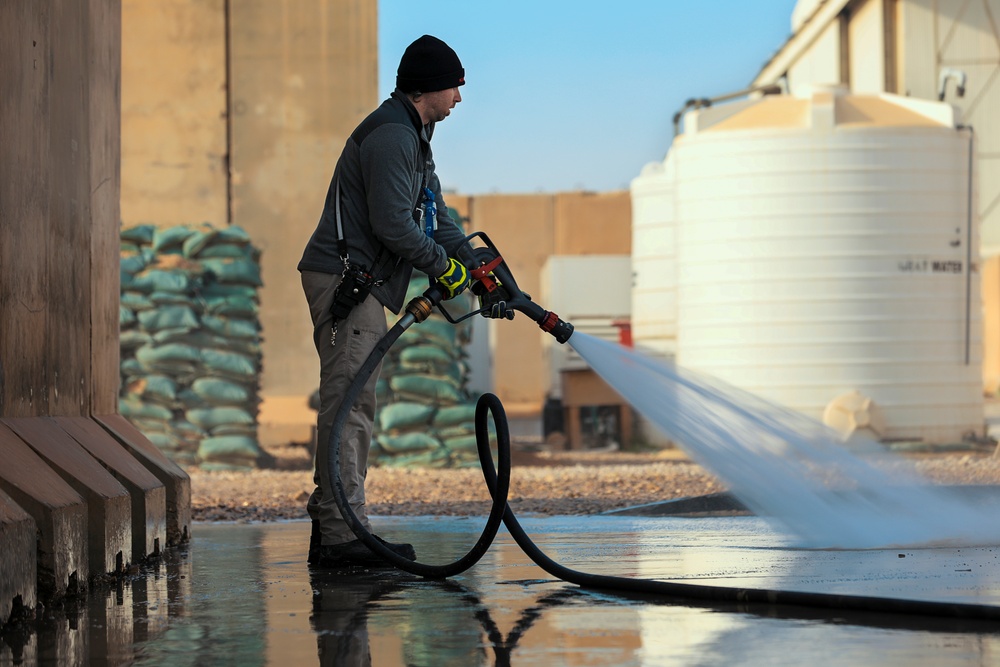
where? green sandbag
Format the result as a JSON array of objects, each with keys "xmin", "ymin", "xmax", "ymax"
[
  {"xmin": 186, "ymin": 406, "xmax": 255, "ymax": 431},
  {"xmin": 191, "ymin": 377, "xmax": 251, "ymax": 405},
  {"xmin": 135, "ymin": 343, "xmax": 201, "ymax": 373},
  {"xmin": 441, "ymin": 434, "xmax": 481, "ymax": 452},
  {"xmin": 120, "ymin": 358, "xmax": 144, "ymax": 377},
  {"xmin": 120, "ymin": 306, "xmax": 136, "ymax": 328},
  {"xmin": 400, "ymin": 345, "xmax": 454, "ymax": 366},
  {"xmin": 149, "ymin": 291, "xmax": 195, "ymax": 306},
  {"xmin": 201, "ymin": 257, "xmax": 263, "ymax": 287},
  {"xmin": 122, "ymin": 329, "xmax": 153, "ymax": 353},
  {"xmin": 152, "ymin": 226, "xmax": 195, "ymax": 254},
  {"xmin": 121, "ymin": 224, "xmax": 155, "ymax": 245},
  {"xmin": 119, "ymin": 398, "xmax": 173, "ymax": 421},
  {"xmin": 145, "ymin": 431, "xmax": 185, "ymax": 452},
  {"xmin": 389, "ymin": 375, "xmax": 463, "ymax": 405},
  {"xmin": 210, "ymin": 424, "xmax": 258, "ymax": 437},
  {"xmin": 433, "ymin": 404, "xmax": 477, "ymax": 427},
  {"xmin": 377, "ymin": 432, "xmax": 441, "ymax": 454},
  {"xmin": 198, "ymin": 283, "xmax": 258, "ymax": 299},
  {"xmin": 378, "ymin": 402, "xmax": 436, "ymax": 432},
  {"xmin": 131, "ymin": 269, "xmax": 191, "ymax": 294},
  {"xmin": 201, "ymin": 314, "xmax": 260, "ymax": 340},
  {"xmin": 410, "ymin": 319, "xmax": 457, "ymax": 348},
  {"xmin": 197, "ymin": 435, "xmax": 264, "ymax": 462},
  {"xmin": 202, "ymin": 295, "xmax": 259, "ymax": 318},
  {"xmin": 126, "ymin": 374, "xmax": 178, "ymax": 403},
  {"xmin": 377, "ymin": 447, "xmax": 451, "ymax": 468},
  {"xmin": 121, "ymin": 291, "xmax": 155, "ymax": 311},
  {"xmin": 120, "ymin": 254, "xmax": 149, "ymax": 275},
  {"xmin": 137, "ymin": 305, "xmax": 200, "ymax": 332},
  {"xmin": 175, "ymin": 388, "xmax": 203, "ymax": 410},
  {"xmin": 198, "ymin": 244, "xmax": 253, "ymax": 259},
  {"xmin": 151, "ymin": 327, "xmax": 199, "ymax": 344},
  {"xmin": 181, "ymin": 229, "xmax": 221, "ymax": 258},
  {"xmin": 200, "ymin": 348, "xmax": 257, "ymax": 380},
  {"xmin": 433, "ymin": 423, "xmax": 476, "ymax": 439}
]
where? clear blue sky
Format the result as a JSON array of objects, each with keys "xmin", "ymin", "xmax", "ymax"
[{"xmin": 378, "ymin": 0, "xmax": 799, "ymax": 195}]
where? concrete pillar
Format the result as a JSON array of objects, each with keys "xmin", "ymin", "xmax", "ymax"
[
  {"xmin": 0, "ymin": 488, "xmax": 36, "ymax": 627},
  {"xmin": 0, "ymin": 424, "xmax": 88, "ymax": 601},
  {"xmin": 3, "ymin": 417, "xmax": 132, "ymax": 575}
]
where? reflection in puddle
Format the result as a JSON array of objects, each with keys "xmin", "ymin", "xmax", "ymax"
[{"xmin": 2, "ymin": 518, "xmax": 999, "ymax": 666}]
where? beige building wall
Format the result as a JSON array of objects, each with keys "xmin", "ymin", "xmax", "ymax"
[
  {"xmin": 228, "ymin": 1, "xmax": 378, "ymax": 444},
  {"xmin": 121, "ymin": 0, "xmax": 229, "ymax": 227},
  {"xmin": 452, "ymin": 191, "xmax": 632, "ymax": 418}
]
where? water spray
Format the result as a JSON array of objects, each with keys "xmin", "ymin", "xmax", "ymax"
[{"xmin": 326, "ymin": 233, "xmax": 1000, "ymax": 620}]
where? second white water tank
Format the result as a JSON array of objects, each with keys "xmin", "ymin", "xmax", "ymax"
[
  {"xmin": 673, "ymin": 85, "xmax": 981, "ymax": 443},
  {"xmin": 630, "ymin": 154, "xmax": 678, "ymax": 359}
]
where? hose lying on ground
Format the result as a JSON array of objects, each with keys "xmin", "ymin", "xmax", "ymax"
[{"xmin": 327, "ymin": 304, "xmax": 1000, "ymax": 621}]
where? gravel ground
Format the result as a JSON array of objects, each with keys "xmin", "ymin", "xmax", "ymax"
[{"xmin": 188, "ymin": 445, "xmax": 1000, "ymax": 522}]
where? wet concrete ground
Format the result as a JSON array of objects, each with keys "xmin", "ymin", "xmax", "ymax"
[{"xmin": 2, "ymin": 515, "xmax": 1000, "ymax": 666}]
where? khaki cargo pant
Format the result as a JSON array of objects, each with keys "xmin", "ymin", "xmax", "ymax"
[{"xmin": 301, "ymin": 270, "xmax": 386, "ymax": 545}]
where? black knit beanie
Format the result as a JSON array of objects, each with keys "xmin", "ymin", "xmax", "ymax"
[{"xmin": 396, "ymin": 35, "xmax": 465, "ymax": 93}]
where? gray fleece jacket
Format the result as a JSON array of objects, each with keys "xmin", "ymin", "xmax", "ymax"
[{"xmin": 297, "ymin": 89, "xmax": 472, "ymax": 314}]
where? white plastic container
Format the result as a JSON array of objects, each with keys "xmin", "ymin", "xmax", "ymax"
[
  {"xmin": 672, "ymin": 85, "xmax": 981, "ymax": 443},
  {"xmin": 630, "ymin": 153, "xmax": 678, "ymax": 360}
]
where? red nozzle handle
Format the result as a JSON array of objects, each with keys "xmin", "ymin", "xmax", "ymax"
[{"xmin": 471, "ymin": 255, "xmax": 504, "ymax": 293}]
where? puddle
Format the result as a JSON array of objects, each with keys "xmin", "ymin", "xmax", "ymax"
[{"xmin": 2, "ymin": 516, "xmax": 999, "ymax": 666}]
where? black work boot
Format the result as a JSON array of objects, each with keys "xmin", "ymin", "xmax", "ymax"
[
  {"xmin": 313, "ymin": 535, "xmax": 416, "ymax": 569},
  {"xmin": 307, "ymin": 520, "xmax": 322, "ymax": 565}
]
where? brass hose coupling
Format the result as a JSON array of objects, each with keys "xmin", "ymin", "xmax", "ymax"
[{"xmin": 405, "ymin": 295, "xmax": 435, "ymax": 323}]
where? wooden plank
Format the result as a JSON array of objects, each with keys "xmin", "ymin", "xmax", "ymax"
[
  {"xmin": 0, "ymin": 0, "xmax": 51, "ymax": 417},
  {"xmin": 0, "ymin": 487, "xmax": 37, "ymax": 626},
  {"xmin": 47, "ymin": 0, "xmax": 91, "ymax": 416},
  {"xmin": 4, "ymin": 417, "xmax": 132, "ymax": 575},
  {"xmin": 94, "ymin": 414, "xmax": 191, "ymax": 546},
  {"xmin": 88, "ymin": 0, "xmax": 122, "ymax": 414},
  {"xmin": 0, "ymin": 423, "xmax": 88, "ymax": 600},
  {"xmin": 57, "ymin": 416, "xmax": 166, "ymax": 562}
]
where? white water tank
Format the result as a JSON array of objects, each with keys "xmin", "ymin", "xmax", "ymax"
[
  {"xmin": 630, "ymin": 153, "xmax": 678, "ymax": 359},
  {"xmin": 673, "ymin": 84, "xmax": 981, "ymax": 443}
]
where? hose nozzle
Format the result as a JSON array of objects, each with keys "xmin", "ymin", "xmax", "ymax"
[{"xmin": 539, "ymin": 311, "xmax": 574, "ymax": 344}]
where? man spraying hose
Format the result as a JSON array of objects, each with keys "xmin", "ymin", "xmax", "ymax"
[{"xmin": 297, "ymin": 35, "xmax": 474, "ymax": 569}]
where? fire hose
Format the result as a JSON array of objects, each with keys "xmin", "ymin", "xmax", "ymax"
[{"xmin": 327, "ymin": 233, "xmax": 1000, "ymax": 621}]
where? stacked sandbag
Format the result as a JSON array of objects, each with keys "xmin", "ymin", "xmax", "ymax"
[
  {"xmin": 371, "ymin": 275, "xmax": 495, "ymax": 468},
  {"xmin": 119, "ymin": 223, "xmax": 271, "ymax": 470}
]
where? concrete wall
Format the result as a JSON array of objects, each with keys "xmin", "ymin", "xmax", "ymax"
[
  {"xmin": 230, "ymin": 0, "xmax": 378, "ymax": 444},
  {"xmin": 121, "ymin": 0, "xmax": 229, "ymax": 228}
]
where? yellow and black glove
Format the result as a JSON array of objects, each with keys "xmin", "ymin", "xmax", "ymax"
[{"xmin": 436, "ymin": 257, "xmax": 471, "ymax": 300}]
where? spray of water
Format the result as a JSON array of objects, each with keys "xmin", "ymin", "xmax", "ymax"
[{"xmin": 570, "ymin": 332, "xmax": 1000, "ymax": 549}]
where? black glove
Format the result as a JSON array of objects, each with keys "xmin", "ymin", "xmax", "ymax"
[{"xmin": 472, "ymin": 278, "xmax": 514, "ymax": 320}]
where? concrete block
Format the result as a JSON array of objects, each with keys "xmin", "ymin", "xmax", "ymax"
[
  {"xmin": 94, "ymin": 414, "xmax": 191, "ymax": 546},
  {"xmin": 3, "ymin": 417, "xmax": 132, "ymax": 575},
  {"xmin": 0, "ymin": 487, "xmax": 36, "ymax": 627},
  {"xmin": 0, "ymin": 424, "xmax": 88, "ymax": 600},
  {"xmin": 56, "ymin": 417, "xmax": 166, "ymax": 563}
]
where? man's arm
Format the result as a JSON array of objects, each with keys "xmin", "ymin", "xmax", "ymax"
[{"xmin": 360, "ymin": 124, "xmax": 449, "ymax": 277}]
